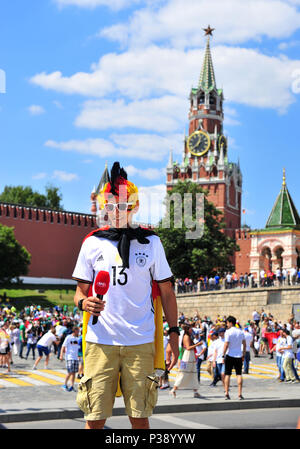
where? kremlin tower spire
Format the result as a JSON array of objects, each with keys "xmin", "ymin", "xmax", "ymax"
[
  {"xmin": 166, "ymin": 26, "xmax": 242, "ymax": 238},
  {"xmin": 198, "ymin": 26, "xmax": 216, "ymax": 94}
]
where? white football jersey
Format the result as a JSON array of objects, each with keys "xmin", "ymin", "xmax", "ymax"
[{"xmin": 72, "ymin": 234, "xmax": 173, "ymax": 346}]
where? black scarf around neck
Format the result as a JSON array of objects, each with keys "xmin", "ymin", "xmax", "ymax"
[{"xmin": 92, "ymin": 226, "xmax": 156, "ymax": 269}]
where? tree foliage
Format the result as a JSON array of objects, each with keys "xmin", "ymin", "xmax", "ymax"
[
  {"xmin": 0, "ymin": 184, "xmax": 63, "ymax": 210},
  {"xmin": 156, "ymin": 180, "xmax": 239, "ymax": 279},
  {"xmin": 0, "ymin": 224, "xmax": 31, "ymax": 284}
]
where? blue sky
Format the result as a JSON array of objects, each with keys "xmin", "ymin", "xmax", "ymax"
[{"xmin": 1, "ymin": 0, "xmax": 300, "ymax": 228}]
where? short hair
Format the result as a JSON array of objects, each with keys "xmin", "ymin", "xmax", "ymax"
[{"xmin": 226, "ymin": 316, "xmax": 237, "ymax": 326}]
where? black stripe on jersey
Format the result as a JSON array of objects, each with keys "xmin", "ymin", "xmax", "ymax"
[
  {"xmin": 156, "ymin": 276, "xmax": 174, "ymax": 284},
  {"xmin": 72, "ymin": 277, "xmax": 92, "ymax": 284}
]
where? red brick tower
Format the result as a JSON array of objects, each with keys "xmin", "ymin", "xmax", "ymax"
[{"xmin": 166, "ymin": 26, "xmax": 242, "ymax": 238}]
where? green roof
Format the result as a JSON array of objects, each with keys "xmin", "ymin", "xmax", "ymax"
[
  {"xmin": 266, "ymin": 171, "xmax": 300, "ymax": 229},
  {"xmin": 96, "ymin": 164, "xmax": 110, "ymax": 195},
  {"xmin": 198, "ymin": 37, "xmax": 216, "ymax": 93}
]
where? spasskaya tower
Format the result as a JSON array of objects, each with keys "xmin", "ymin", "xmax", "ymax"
[{"xmin": 166, "ymin": 26, "xmax": 242, "ymax": 238}]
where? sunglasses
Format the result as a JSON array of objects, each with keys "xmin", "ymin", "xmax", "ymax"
[
  {"xmin": 70, "ymin": 341, "xmax": 78, "ymax": 345},
  {"xmin": 104, "ymin": 202, "xmax": 134, "ymax": 212}
]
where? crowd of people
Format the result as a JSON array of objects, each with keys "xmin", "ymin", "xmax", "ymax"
[
  {"xmin": 0, "ymin": 300, "xmax": 300, "ymax": 397},
  {"xmin": 175, "ymin": 267, "xmax": 300, "ymax": 293},
  {"xmin": 161, "ymin": 308, "xmax": 300, "ymax": 398},
  {"xmin": 0, "ymin": 301, "xmax": 83, "ymax": 390}
]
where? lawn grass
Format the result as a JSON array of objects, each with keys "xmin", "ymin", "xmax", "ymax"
[{"xmin": 0, "ymin": 285, "xmax": 76, "ymax": 312}]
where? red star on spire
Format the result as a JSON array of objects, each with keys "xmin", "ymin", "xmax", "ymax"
[{"xmin": 203, "ymin": 25, "xmax": 215, "ymax": 37}]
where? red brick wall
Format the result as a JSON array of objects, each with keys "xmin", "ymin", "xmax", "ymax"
[
  {"xmin": 234, "ymin": 229, "xmax": 251, "ymax": 275},
  {"xmin": 0, "ymin": 203, "xmax": 97, "ymax": 280}
]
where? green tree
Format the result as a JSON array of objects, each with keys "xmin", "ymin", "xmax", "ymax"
[
  {"xmin": 156, "ymin": 180, "xmax": 239, "ymax": 279},
  {"xmin": 0, "ymin": 224, "xmax": 31, "ymax": 284},
  {"xmin": 0, "ymin": 184, "xmax": 63, "ymax": 210}
]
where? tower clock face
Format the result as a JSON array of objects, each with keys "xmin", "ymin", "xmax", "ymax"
[{"xmin": 187, "ymin": 130, "xmax": 210, "ymax": 157}]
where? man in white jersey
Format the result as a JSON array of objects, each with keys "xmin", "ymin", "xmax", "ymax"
[
  {"xmin": 33, "ymin": 326, "xmax": 58, "ymax": 370},
  {"xmin": 60, "ymin": 326, "xmax": 80, "ymax": 392},
  {"xmin": 222, "ymin": 316, "xmax": 246, "ymax": 400},
  {"xmin": 72, "ymin": 162, "xmax": 179, "ymax": 430}
]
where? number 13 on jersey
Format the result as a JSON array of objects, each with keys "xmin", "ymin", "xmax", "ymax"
[{"xmin": 112, "ymin": 265, "xmax": 128, "ymax": 286}]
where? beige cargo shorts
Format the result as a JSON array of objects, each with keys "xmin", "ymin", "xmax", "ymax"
[{"xmin": 76, "ymin": 341, "xmax": 159, "ymax": 421}]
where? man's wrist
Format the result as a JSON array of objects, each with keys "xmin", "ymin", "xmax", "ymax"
[
  {"xmin": 78, "ymin": 298, "xmax": 87, "ymax": 311},
  {"xmin": 168, "ymin": 326, "xmax": 180, "ymax": 336}
]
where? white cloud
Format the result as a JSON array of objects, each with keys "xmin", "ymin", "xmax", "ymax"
[
  {"xmin": 52, "ymin": 170, "xmax": 79, "ymax": 182},
  {"xmin": 31, "ymin": 45, "xmax": 300, "ymax": 113},
  {"xmin": 223, "ymin": 106, "xmax": 241, "ymax": 127},
  {"xmin": 75, "ymin": 96, "xmax": 187, "ymax": 132},
  {"xmin": 32, "ymin": 172, "xmax": 47, "ymax": 180},
  {"xmin": 28, "ymin": 105, "xmax": 45, "ymax": 115},
  {"xmin": 45, "ymin": 132, "xmax": 183, "ymax": 162},
  {"xmin": 125, "ymin": 164, "xmax": 164, "ymax": 180},
  {"xmin": 100, "ymin": 0, "xmax": 300, "ymax": 48}
]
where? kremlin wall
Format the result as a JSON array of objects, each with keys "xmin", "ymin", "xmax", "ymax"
[{"xmin": 0, "ymin": 202, "xmax": 96, "ymax": 283}]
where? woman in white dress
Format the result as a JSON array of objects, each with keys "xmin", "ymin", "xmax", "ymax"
[{"xmin": 170, "ymin": 324, "xmax": 201, "ymax": 398}]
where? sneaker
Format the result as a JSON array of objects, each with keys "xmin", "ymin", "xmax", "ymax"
[
  {"xmin": 225, "ymin": 394, "xmax": 230, "ymax": 400},
  {"xmin": 285, "ymin": 380, "xmax": 292, "ymax": 383},
  {"xmin": 238, "ymin": 395, "xmax": 244, "ymax": 400},
  {"xmin": 169, "ymin": 389, "xmax": 176, "ymax": 398},
  {"xmin": 68, "ymin": 386, "xmax": 75, "ymax": 392},
  {"xmin": 193, "ymin": 392, "xmax": 201, "ymax": 398},
  {"xmin": 62, "ymin": 385, "xmax": 68, "ymax": 391},
  {"xmin": 209, "ymin": 382, "xmax": 216, "ymax": 387},
  {"xmin": 32, "ymin": 366, "xmax": 37, "ymax": 370},
  {"xmin": 160, "ymin": 384, "xmax": 169, "ymax": 390}
]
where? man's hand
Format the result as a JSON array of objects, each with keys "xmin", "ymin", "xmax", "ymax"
[
  {"xmin": 83, "ymin": 296, "xmax": 106, "ymax": 317},
  {"xmin": 165, "ymin": 333, "xmax": 179, "ymax": 372}
]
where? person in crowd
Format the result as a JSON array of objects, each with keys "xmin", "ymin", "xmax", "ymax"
[
  {"xmin": 259, "ymin": 322, "xmax": 269, "ymax": 356},
  {"xmin": 280, "ymin": 329, "xmax": 296, "ymax": 383},
  {"xmin": 10, "ymin": 323, "xmax": 20, "ymax": 357},
  {"xmin": 222, "ymin": 316, "xmax": 246, "ymax": 400},
  {"xmin": 25, "ymin": 326, "xmax": 38, "ymax": 360},
  {"xmin": 206, "ymin": 331, "xmax": 218, "ymax": 382},
  {"xmin": 211, "ymin": 328, "xmax": 226, "ymax": 388},
  {"xmin": 19, "ymin": 320, "xmax": 27, "ymax": 359},
  {"xmin": 243, "ymin": 326, "xmax": 253, "ymax": 374},
  {"xmin": 0, "ymin": 320, "xmax": 11, "ymax": 373},
  {"xmin": 32, "ymin": 326, "xmax": 59, "ymax": 370},
  {"xmin": 270, "ymin": 329, "xmax": 286, "ymax": 382},
  {"xmin": 77, "ymin": 331, "xmax": 84, "ymax": 380},
  {"xmin": 252, "ymin": 310, "xmax": 261, "ymax": 328},
  {"xmin": 60, "ymin": 326, "xmax": 80, "ymax": 392},
  {"xmin": 170, "ymin": 324, "xmax": 201, "ymax": 398},
  {"xmin": 194, "ymin": 330, "xmax": 207, "ymax": 384}
]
